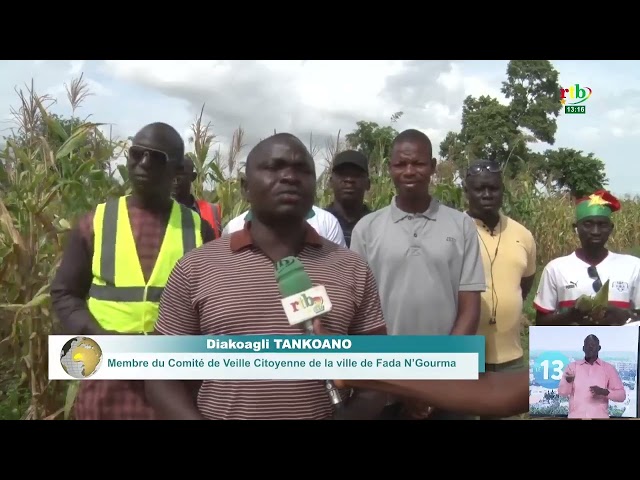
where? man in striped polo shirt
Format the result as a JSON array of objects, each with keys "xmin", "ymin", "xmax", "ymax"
[{"xmin": 146, "ymin": 133, "xmax": 387, "ymax": 420}]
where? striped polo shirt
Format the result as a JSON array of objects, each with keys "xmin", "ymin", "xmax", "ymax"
[{"xmin": 155, "ymin": 222, "xmax": 386, "ymax": 420}]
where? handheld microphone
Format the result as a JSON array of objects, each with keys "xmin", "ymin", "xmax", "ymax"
[{"xmin": 274, "ymin": 256, "xmax": 344, "ymax": 408}]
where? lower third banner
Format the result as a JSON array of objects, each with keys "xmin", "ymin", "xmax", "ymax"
[{"xmin": 48, "ymin": 335, "xmax": 485, "ymax": 381}]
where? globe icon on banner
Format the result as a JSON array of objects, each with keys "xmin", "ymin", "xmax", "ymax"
[
  {"xmin": 532, "ymin": 351, "xmax": 571, "ymax": 389},
  {"xmin": 60, "ymin": 336, "xmax": 103, "ymax": 379}
]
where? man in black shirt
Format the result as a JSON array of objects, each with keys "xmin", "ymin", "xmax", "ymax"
[{"xmin": 325, "ymin": 150, "xmax": 371, "ymax": 247}]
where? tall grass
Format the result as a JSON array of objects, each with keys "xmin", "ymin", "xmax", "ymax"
[{"xmin": 1, "ymin": 77, "xmax": 639, "ymax": 419}]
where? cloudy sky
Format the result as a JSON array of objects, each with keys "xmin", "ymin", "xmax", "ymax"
[{"xmin": 1, "ymin": 60, "xmax": 638, "ymax": 195}]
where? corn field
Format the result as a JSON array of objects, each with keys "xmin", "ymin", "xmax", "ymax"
[{"xmin": 1, "ymin": 77, "xmax": 639, "ymax": 420}]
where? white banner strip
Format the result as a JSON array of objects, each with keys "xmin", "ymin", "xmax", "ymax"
[{"xmin": 49, "ymin": 352, "xmax": 479, "ymax": 380}]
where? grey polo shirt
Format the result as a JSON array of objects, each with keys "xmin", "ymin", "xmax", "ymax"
[{"xmin": 350, "ymin": 197, "xmax": 486, "ymax": 336}]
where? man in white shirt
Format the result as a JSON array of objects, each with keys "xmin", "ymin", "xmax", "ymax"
[
  {"xmin": 223, "ymin": 205, "xmax": 347, "ymax": 247},
  {"xmin": 534, "ymin": 190, "xmax": 640, "ymax": 326}
]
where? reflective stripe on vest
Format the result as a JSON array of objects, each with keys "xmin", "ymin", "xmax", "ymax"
[
  {"xmin": 196, "ymin": 200, "xmax": 222, "ymax": 238},
  {"xmin": 87, "ymin": 196, "xmax": 203, "ymax": 333}
]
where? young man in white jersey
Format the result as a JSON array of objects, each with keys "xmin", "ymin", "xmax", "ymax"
[
  {"xmin": 223, "ymin": 206, "xmax": 347, "ymax": 247},
  {"xmin": 534, "ymin": 190, "xmax": 640, "ymax": 326}
]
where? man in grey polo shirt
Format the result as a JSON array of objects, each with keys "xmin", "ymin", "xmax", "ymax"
[{"xmin": 350, "ymin": 129, "xmax": 486, "ymax": 420}]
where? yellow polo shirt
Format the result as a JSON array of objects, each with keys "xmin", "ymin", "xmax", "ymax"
[{"xmin": 472, "ymin": 213, "xmax": 536, "ymax": 365}]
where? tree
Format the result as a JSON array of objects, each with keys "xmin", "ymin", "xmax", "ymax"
[
  {"xmin": 440, "ymin": 60, "xmax": 562, "ymax": 177},
  {"xmin": 439, "ymin": 60, "xmax": 609, "ymax": 193},
  {"xmin": 457, "ymin": 95, "xmax": 523, "ymax": 164},
  {"xmin": 501, "ymin": 60, "xmax": 562, "ymax": 145},
  {"xmin": 543, "ymin": 390, "xmax": 560, "ymax": 402},
  {"xmin": 344, "ymin": 115, "xmax": 402, "ymax": 178},
  {"xmin": 345, "ymin": 120, "xmax": 399, "ymax": 163},
  {"xmin": 530, "ymin": 404, "xmax": 568, "ymax": 417},
  {"xmin": 609, "ymin": 406, "xmax": 624, "ymax": 417},
  {"xmin": 538, "ymin": 148, "xmax": 607, "ymax": 198}
]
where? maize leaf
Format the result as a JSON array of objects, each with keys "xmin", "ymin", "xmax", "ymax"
[
  {"xmin": 593, "ymin": 279, "xmax": 610, "ymax": 308},
  {"xmin": 575, "ymin": 295, "xmax": 594, "ymax": 312}
]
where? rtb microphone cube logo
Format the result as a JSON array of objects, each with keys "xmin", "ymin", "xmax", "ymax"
[
  {"xmin": 281, "ymin": 285, "xmax": 333, "ymax": 326},
  {"xmin": 559, "ymin": 83, "xmax": 592, "ymax": 115},
  {"xmin": 293, "ymin": 292, "xmax": 325, "ymax": 314}
]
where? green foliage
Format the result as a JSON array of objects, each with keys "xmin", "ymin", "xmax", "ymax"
[
  {"xmin": 0, "ymin": 358, "xmax": 30, "ymax": 420},
  {"xmin": 530, "ymin": 402, "xmax": 625, "ymax": 418},
  {"xmin": 439, "ymin": 60, "xmax": 607, "ymax": 196},
  {"xmin": 537, "ymin": 148, "xmax": 607, "ymax": 197},
  {"xmin": 345, "ymin": 120, "xmax": 399, "ymax": 162},
  {"xmin": 0, "ymin": 77, "xmax": 127, "ymax": 420},
  {"xmin": 0, "ymin": 64, "xmax": 637, "ymax": 421},
  {"xmin": 501, "ymin": 59, "xmax": 562, "ymax": 144},
  {"xmin": 459, "ymin": 95, "xmax": 520, "ymax": 163},
  {"xmin": 624, "ymin": 246, "xmax": 640, "ymax": 258},
  {"xmin": 344, "ymin": 115, "xmax": 404, "ymax": 181}
]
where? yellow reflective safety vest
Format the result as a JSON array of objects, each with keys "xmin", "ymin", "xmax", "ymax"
[{"xmin": 87, "ymin": 196, "xmax": 203, "ymax": 333}]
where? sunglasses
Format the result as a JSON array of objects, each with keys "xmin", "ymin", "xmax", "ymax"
[
  {"xmin": 466, "ymin": 163, "xmax": 502, "ymax": 177},
  {"xmin": 128, "ymin": 145, "xmax": 169, "ymax": 164},
  {"xmin": 587, "ymin": 266, "xmax": 602, "ymax": 293}
]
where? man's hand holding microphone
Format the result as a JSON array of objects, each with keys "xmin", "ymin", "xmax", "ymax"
[
  {"xmin": 275, "ymin": 256, "xmax": 386, "ymax": 420},
  {"xmin": 275, "ymin": 257, "xmax": 345, "ymax": 411}
]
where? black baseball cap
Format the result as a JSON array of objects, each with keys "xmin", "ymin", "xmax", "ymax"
[{"xmin": 332, "ymin": 150, "xmax": 368, "ymax": 174}]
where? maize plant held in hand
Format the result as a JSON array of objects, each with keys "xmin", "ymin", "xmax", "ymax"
[{"xmin": 574, "ymin": 280, "xmax": 610, "ymax": 325}]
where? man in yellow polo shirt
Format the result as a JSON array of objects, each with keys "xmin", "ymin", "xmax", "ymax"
[{"xmin": 464, "ymin": 160, "xmax": 536, "ymax": 419}]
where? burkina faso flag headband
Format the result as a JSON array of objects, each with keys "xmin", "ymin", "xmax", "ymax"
[{"xmin": 575, "ymin": 190, "xmax": 621, "ymax": 222}]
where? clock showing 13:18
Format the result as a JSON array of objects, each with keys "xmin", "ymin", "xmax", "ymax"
[{"xmin": 533, "ymin": 351, "xmax": 571, "ymax": 389}]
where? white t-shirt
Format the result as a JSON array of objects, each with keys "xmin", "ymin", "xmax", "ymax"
[
  {"xmin": 533, "ymin": 251, "xmax": 640, "ymax": 314},
  {"xmin": 222, "ymin": 205, "xmax": 347, "ymax": 247}
]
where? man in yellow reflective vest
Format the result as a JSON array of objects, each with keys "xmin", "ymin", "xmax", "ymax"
[{"xmin": 51, "ymin": 122, "xmax": 216, "ymax": 420}]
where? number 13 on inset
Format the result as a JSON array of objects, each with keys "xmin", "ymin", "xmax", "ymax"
[{"xmin": 533, "ymin": 351, "xmax": 571, "ymax": 389}]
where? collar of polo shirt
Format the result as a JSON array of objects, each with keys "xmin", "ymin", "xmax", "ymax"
[
  {"xmin": 470, "ymin": 211, "xmax": 507, "ymax": 235},
  {"xmin": 230, "ymin": 220, "xmax": 323, "ymax": 252},
  {"xmin": 389, "ymin": 196, "xmax": 440, "ymax": 223}
]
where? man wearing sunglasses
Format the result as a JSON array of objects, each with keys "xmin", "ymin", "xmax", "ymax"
[
  {"xmin": 463, "ymin": 160, "xmax": 536, "ymax": 418},
  {"xmin": 173, "ymin": 155, "xmax": 223, "ymax": 238},
  {"xmin": 51, "ymin": 122, "xmax": 217, "ymax": 420},
  {"xmin": 534, "ymin": 190, "xmax": 640, "ymax": 326}
]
